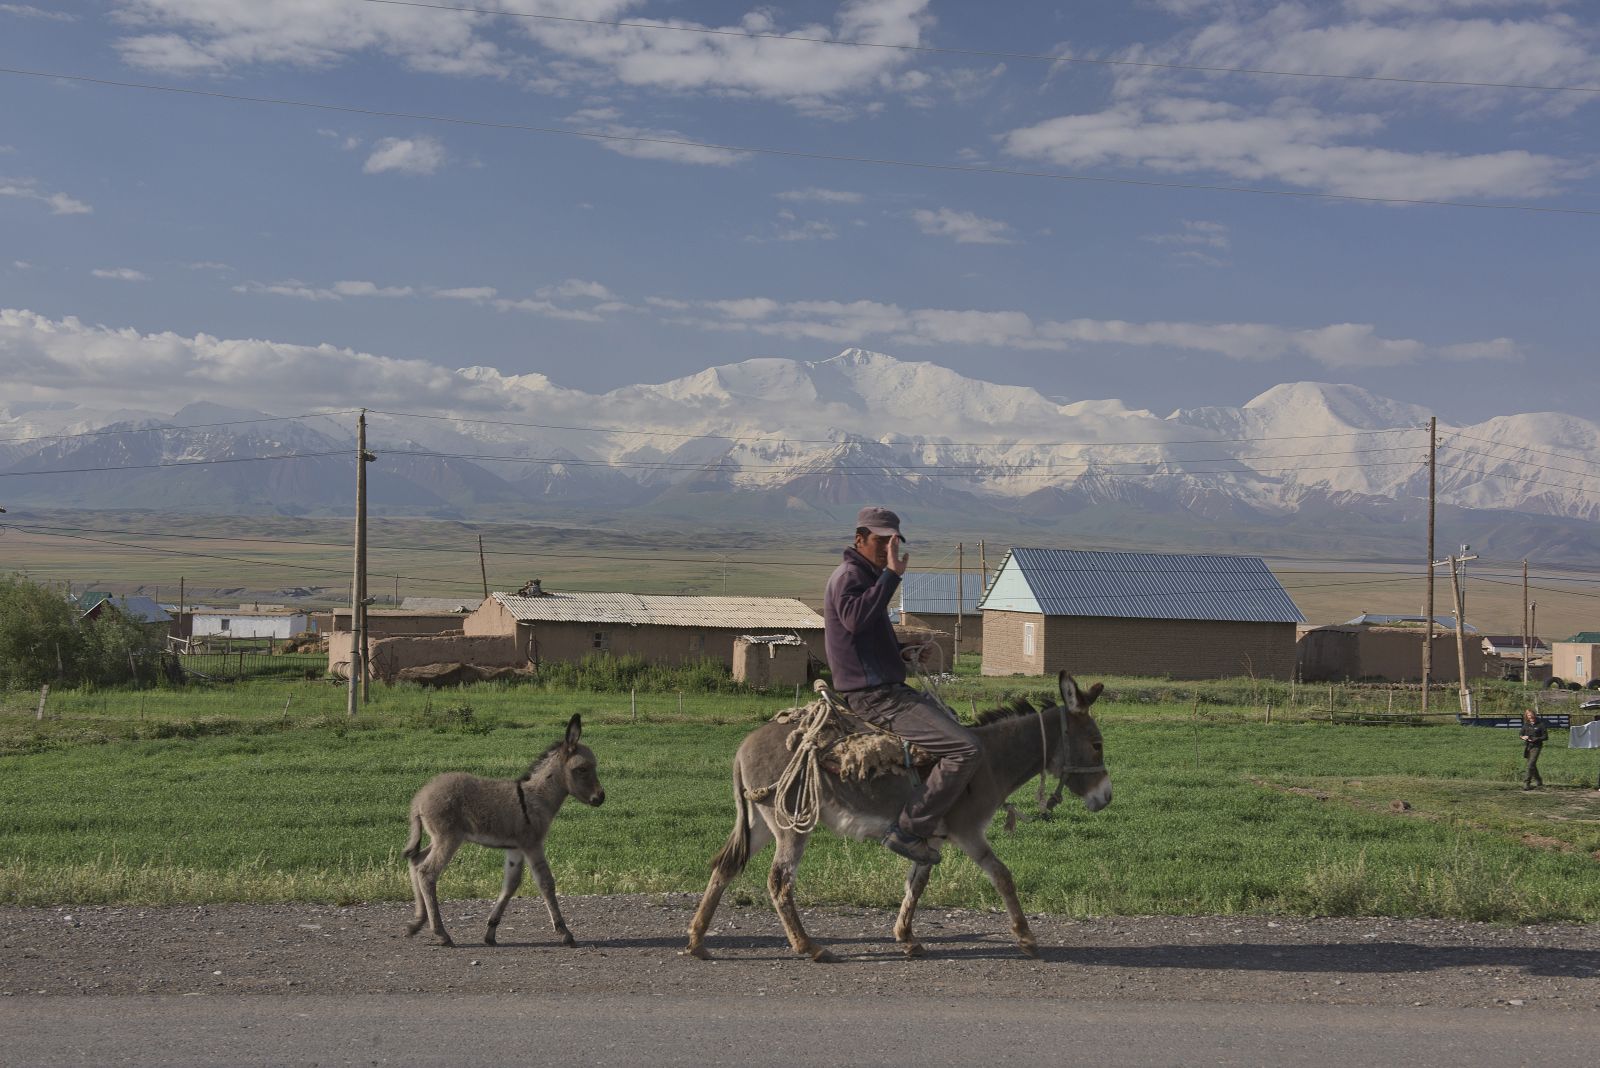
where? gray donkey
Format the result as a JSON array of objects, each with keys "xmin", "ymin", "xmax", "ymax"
[
  {"xmin": 686, "ymin": 672, "xmax": 1111, "ymax": 962},
  {"xmin": 403, "ymin": 713, "xmax": 605, "ymax": 947}
]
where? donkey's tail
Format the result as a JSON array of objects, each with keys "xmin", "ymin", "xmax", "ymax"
[
  {"xmin": 710, "ymin": 761, "xmax": 752, "ymax": 880},
  {"xmin": 402, "ymin": 811, "xmax": 425, "ymax": 863}
]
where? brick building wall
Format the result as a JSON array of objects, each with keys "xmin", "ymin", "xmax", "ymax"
[{"xmin": 984, "ymin": 611, "xmax": 1295, "ymax": 680}]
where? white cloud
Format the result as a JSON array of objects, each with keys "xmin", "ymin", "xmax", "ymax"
[
  {"xmin": 1, "ymin": 4, "xmax": 78, "ymax": 21},
  {"xmin": 92, "ymin": 268, "xmax": 150, "ymax": 282},
  {"xmin": 536, "ymin": 278, "xmax": 615, "ymax": 301},
  {"xmin": 0, "ymin": 307, "xmax": 501, "ymax": 412},
  {"xmin": 13, "ymin": 260, "xmax": 32, "ymax": 269},
  {"xmin": 0, "ymin": 178, "xmax": 92, "ymax": 215},
  {"xmin": 565, "ymin": 113, "xmax": 748, "ymax": 166},
  {"xmin": 110, "ymin": 0, "xmax": 506, "ymax": 77},
  {"xmin": 233, "ymin": 278, "xmax": 413, "ymax": 301},
  {"xmin": 185, "ymin": 261, "xmax": 233, "ymax": 271},
  {"xmin": 653, "ymin": 293, "xmax": 1518, "ymax": 366},
  {"xmin": 1001, "ymin": 97, "xmax": 1575, "ymax": 200},
  {"xmin": 911, "ymin": 207, "xmax": 1017, "ymax": 245},
  {"xmin": 519, "ymin": 0, "xmax": 931, "ymax": 104},
  {"xmin": 491, "ymin": 298, "xmax": 605, "ymax": 322},
  {"xmin": 363, "ymin": 136, "xmax": 447, "ymax": 175},
  {"xmin": 775, "ymin": 187, "xmax": 866, "ymax": 204},
  {"xmin": 1143, "ymin": 219, "xmax": 1231, "ymax": 249},
  {"xmin": 433, "ymin": 286, "xmax": 499, "ymax": 302}
]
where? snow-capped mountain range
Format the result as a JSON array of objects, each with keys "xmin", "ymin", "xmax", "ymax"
[{"xmin": 3, "ymin": 349, "xmax": 1598, "ymax": 538}]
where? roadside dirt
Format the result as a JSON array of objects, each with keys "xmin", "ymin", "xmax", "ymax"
[{"xmin": 3, "ymin": 896, "xmax": 1596, "ymax": 1010}]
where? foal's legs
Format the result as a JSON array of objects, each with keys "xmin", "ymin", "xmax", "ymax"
[
  {"xmin": 767, "ymin": 827, "xmax": 832, "ymax": 962},
  {"xmin": 524, "ymin": 846, "xmax": 577, "ymax": 947},
  {"xmin": 405, "ymin": 856, "xmax": 429, "ymax": 937},
  {"xmin": 686, "ymin": 818, "xmax": 773, "ymax": 959},
  {"xmin": 414, "ymin": 836, "xmax": 462, "ymax": 946},
  {"xmin": 892, "ymin": 862, "xmax": 935, "ymax": 957},
  {"xmin": 954, "ymin": 831, "xmax": 1037, "ymax": 957},
  {"xmin": 483, "ymin": 850, "xmax": 525, "ymax": 945}
]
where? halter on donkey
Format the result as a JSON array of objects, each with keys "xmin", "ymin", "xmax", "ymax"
[{"xmin": 685, "ymin": 671, "xmax": 1112, "ymax": 962}]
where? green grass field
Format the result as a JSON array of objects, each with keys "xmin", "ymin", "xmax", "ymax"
[{"xmin": 3, "ymin": 675, "xmax": 1598, "ymax": 922}]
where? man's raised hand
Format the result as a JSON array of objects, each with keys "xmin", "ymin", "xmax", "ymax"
[{"xmin": 887, "ymin": 534, "xmax": 909, "ymax": 576}]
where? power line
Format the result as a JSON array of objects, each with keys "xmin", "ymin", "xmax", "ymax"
[
  {"xmin": 0, "ymin": 450, "xmax": 348, "ymax": 478},
  {"xmin": 0, "ymin": 410, "xmax": 359, "ymax": 445},
  {"xmin": 1435, "ymin": 461, "xmax": 1600, "ymax": 495},
  {"xmin": 1440, "ymin": 442, "xmax": 1600, "ymax": 483},
  {"xmin": 1442, "ymin": 428, "xmax": 1595, "ymax": 466},
  {"xmin": 368, "ymin": 407, "xmax": 1423, "ymax": 449},
  {"xmin": 5, "ymin": 66, "xmax": 1598, "ymax": 217},
  {"xmin": 351, "ymin": 0, "xmax": 1600, "ymax": 95}
]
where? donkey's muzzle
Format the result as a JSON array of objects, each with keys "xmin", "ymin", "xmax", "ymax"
[{"xmin": 589, "ymin": 790, "xmax": 606, "ymax": 807}]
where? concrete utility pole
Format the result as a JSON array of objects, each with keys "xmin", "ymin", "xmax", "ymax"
[
  {"xmin": 1421, "ymin": 417, "xmax": 1437, "ymax": 715},
  {"xmin": 955, "ymin": 542, "xmax": 964, "ymax": 659},
  {"xmin": 1523, "ymin": 559, "xmax": 1530, "ymax": 686},
  {"xmin": 1442, "ymin": 546, "xmax": 1478, "ymax": 716},
  {"xmin": 348, "ymin": 411, "xmax": 375, "ymax": 717}
]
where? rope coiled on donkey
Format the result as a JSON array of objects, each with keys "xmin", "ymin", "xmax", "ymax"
[{"xmin": 768, "ymin": 689, "xmax": 837, "ymax": 834}]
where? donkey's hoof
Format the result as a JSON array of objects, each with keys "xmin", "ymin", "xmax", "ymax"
[
  {"xmin": 1018, "ymin": 941, "xmax": 1040, "ymax": 959},
  {"xmin": 561, "ymin": 934, "xmax": 578, "ymax": 948},
  {"xmin": 433, "ymin": 934, "xmax": 455, "ymax": 947},
  {"xmin": 404, "ymin": 921, "xmax": 424, "ymax": 938},
  {"xmin": 809, "ymin": 946, "xmax": 838, "ymax": 964},
  {"xmin": 681, "ymin": 944, "xmax": 711, "ymax": 960},
  {"xmin": 483, "ymin": 931, "xmax": 497, "ymax": 946},
  {"xmin": 901, "ymin": 941, "xmax": 926, "ymax": 958}
]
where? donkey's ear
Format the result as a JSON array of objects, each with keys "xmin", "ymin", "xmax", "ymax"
[
  {"xmin": 564, "ymin": 713, "xmax": 582, "ymax": 749},
  {"xmin": 1059, "ymin": 672, "xmax": 1102, "ymax": 713}
]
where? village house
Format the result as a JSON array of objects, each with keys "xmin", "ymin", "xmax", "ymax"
[
  {"xmin": 891, "ymin": 572, "xmax": 987, "ymax": 657},
  {"xmin": 77, "ymin": 593, "xmax": 172, "ymax": 629},
  {"xmin": 1551, "ymin": 632, "xmax": 1600, "ymax": 687},
  {"xmin": 978, "ymin": 547, "xmax": 1303, "ymax": 680},
  {"xmin": 188, "ymin": 605, "xmax": 310, "ymax": 639},
  {"xmin": 462, "ymin": 587, "xmax": 825, "ymax": 669},
  {"xmin": 1297, "ymin": 616, "xmax": 1486, "ymax": 683}
]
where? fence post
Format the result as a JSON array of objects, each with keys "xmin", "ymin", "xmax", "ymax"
[
  {"xmin": 36, "ymin": 684, "xmax": 48, "ymax": 721},
  {"xmin": 630, "ymin": 688, "xmax": 637, "ymax": 723}
]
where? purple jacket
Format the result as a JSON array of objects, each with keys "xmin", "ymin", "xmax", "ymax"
[{"xmin": 824, "ymin": 547, "xmax": 905, "ymax": 692}]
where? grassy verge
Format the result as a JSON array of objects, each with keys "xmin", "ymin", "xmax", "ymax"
[{"xmin": 3, "ymin": 681, "xmax": 1598, "ymax": 920}]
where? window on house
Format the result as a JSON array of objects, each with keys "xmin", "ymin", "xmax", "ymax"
[
  {"xmin": 1023, "ymin": 622, "xmax": 1035, "ymax": 657},
  {"xmin": 689, "ymin": 634, "xmax": 704, "ymax": 654},
  {"xmin": 220, "ymin": 619, "xmax": 230, "ymax": 631},
  {"xmin": 593, "ymin": 631, "xmax": 610, "ymax": 650}
]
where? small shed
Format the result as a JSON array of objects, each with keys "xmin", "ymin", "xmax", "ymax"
[
  {"xmin": 1552, "ymin": 632, "xmax": 1600, "ymax": 686},
  {"xmin": 78, "ymin": 593, "xmax": 172, "ymax": 627},
  {"xmin": 978, "ymin": 547, "xmax": 1303, "ymax": 680},
  {"xmin": 463, "ymin": 590, "xmax": 825, "ymax": 669},
  {"xmin": 190, "ymin": 605, "xmax": 309, "ymax": 639},
  {"xmin": 1297, "ymin": 622, "xmax": 1486, "ymax": 683},
  {"xmin": 892, "ymin": 572, "xmax": 986, "ymax": 655},
  {"xmin": 732, "ymin": 634, "xmax": 811, "ymax": 689}
]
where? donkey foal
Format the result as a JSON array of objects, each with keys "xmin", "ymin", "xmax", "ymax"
[{"xmin": 403, "ymin": 714, "xmax": 605, "ymax": 947}]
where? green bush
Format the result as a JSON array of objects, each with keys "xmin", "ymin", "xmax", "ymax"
[
  {"xmin": 531, "ymin": 653, "xmax": 762, "ymax": 694},
  {"xmin": 0, "ymin": 574, "xmax": 167, "ymax": 689}
]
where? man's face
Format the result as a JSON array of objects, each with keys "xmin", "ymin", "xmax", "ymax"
[{"xmin": 855, "ymin": 531, "xmax": 895, "ymax": 569}]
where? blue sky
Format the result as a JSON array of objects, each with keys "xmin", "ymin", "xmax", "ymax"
[{"xmin": 2, "ymin": 0, "xmax": 1597, "ymax": 423}]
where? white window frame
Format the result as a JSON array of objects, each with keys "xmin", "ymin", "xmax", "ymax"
[{"xmin": 1023, "ymin": 621, "xmax": 1035, "ymax": 657}]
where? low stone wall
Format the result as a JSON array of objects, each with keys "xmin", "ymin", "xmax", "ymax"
[
  {"xmin": 732, "ymin": 639, "xmax": 810, "ymax": 688},
  {"xmin": 328, "ymin": 632, "xmax": 526, "ymax": 682}
]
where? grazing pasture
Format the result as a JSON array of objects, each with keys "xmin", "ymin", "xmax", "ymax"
[{"xmin": 2, "ymin": 676, "xmax": 1597, "ymax": 922}]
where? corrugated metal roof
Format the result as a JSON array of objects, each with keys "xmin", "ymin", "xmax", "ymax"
[
  {"xmin": 980, "ymin": 547, "xmax": 1304, "ymax": 624},
  {"xmin": 399, "ymin": 597, "xmax": 480, "ymax": 613},
  {"xmin": 898, "ymin": 572, "xmax": 987, "ymax": 616},
  {"xmin": 79, "ymin": 594, "xmax": 173, "ymax": 624},
  {"xmin": 1345, "ymin": 613, "xmax": 1477, "ymax": 633},
  {"xmin": 1562, "ymin": 632, "xmax": 1600, "ymax": 644},
  {"xmin": 492, "ymin": 592, "xmax": 824, "ymax": 629}
]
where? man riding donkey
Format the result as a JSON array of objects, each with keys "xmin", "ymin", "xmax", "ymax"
[{"xmin": 825, "ymin": 506, "xmax": 980, "ymax": 866}]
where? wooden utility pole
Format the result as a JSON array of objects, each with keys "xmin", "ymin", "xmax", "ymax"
[
  {"xmin": 1421, "ymin": 417, "xmax": 1437, "ymax": 715},
  {"xmin": 1522, "ymin": 559, "xmax": 1530, "ymax": 685},
  {"xmin": 478, "ymin": 535, "xmax": 489, "ymax": 601},
  {"xmin": 955, "ymin": 542, "xmax": 964, "ymax": 658},
  {"xmin": 348, "ymin": 410, "xmax": 375, "ymax": 716},
  {"xmin": 178, "ymin": 576, "xmax": 185, "ymax": 645},
  {"xmin": 979, "ymin": 540, "xmax": 988, "ymax": 593}
]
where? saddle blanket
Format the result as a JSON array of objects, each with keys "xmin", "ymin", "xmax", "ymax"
[{"xmin": 772, "ymin": 699, "xmax": 933, "ymax": 781}]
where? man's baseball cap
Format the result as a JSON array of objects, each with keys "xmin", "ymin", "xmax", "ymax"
[{"xmin": 856, "ymin": 506, "xmax": 906, "ymax": 542}]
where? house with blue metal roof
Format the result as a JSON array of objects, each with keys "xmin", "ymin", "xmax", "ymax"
[
  {"xmin": 977, "ymin": 547, "xmax": 1304, "ymax": 679},
  {"xmin": 891, "ymin": 571, "xmax": 988, "ymax": 655},
  {"xmin": 78, "ymin": 593, "xmax": 173, "ymax": 627}
]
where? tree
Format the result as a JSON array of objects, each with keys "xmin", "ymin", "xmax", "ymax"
[{"xmin": 0, "ymin": 575, "xmax": 167, "ymax": 688}]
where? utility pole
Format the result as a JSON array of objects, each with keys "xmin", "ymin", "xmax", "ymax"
[
  {"xmin": 1421, "ymin": 417, "xmax": 1437, "ymax": 715},
  {"xmin": 1441, "ymin": 546, "xmax": 1478, "ymax": 716},
  {"xmin": 955, "ymin": 542, "xmax": 964, "ymax": 658},
  {"xmin": 478, "ymin": 534, "xmax": 489, "ymax": 601},
  {"xmin": 178, "ymin": 576, "xmax": 185, "ymax": 646},
  {"xmin": 348, "ymin": 410, "xmax": 375, "ymax": 717},
  {"xmin": 979, "ymin": 540, "xmax": 988, "ymax": 593},
  {"xmin": 1522, "ymin": 559, "xmax": 1530, "ymax": 686}
]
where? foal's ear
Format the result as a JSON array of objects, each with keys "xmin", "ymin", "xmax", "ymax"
[{"xmin": 564, "ymin": 713, "xmax": 583, "ymax": 750}]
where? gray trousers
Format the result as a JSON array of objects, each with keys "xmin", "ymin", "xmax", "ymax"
[
  {"xmin": 1523, "ymin": 744, "xmax": 1543, "ymax": 786},
  {"xmin": 843, "ymin": 684, "xmax": 981, "ymax": 839}
]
